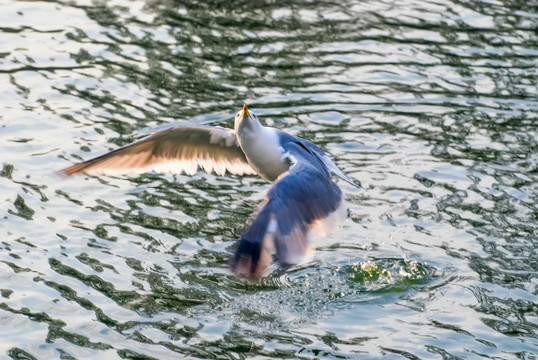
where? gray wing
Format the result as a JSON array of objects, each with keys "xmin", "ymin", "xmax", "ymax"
[
  {"xmin": 231, "ymin": 142, "xmax": 347, "ymax": 280},
  {"xmin": 275, "ymin": 130, "xmax": 362, "ymax": 188},
  {"xmin": 62, "ymin": 125, "xmax": 257, "ymax": 177}
]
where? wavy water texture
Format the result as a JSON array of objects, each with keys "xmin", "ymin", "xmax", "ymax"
[{"xmin": 0, "ymin": 0, "xmax": 537, "ymax": 359}]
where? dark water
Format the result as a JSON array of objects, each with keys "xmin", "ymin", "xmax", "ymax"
[{"xmin": 1, "ymin": 0, "xmax": 537, "ymax": 359}]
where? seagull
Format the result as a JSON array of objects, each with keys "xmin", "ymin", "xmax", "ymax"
[{"xmin": 62, "ymin": 105, "xmax": 361, "ymax": 280}]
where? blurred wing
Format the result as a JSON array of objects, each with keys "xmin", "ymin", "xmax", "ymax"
[
  {"xmin": 231, "ymin": 143, "xmax": 346, "ymax": 280},
  {"xmin": 62, "ymin": 125, "xmax": 257, "ymax": 177}
]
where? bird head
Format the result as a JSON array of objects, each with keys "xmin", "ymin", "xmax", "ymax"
[{"xmin": 234, "ymin": 104, "xmax": 261, "ymax": 134}]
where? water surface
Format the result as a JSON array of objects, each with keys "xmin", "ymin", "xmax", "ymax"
[{"xmin": 1, "ymin": 0, "xmax": 537, "ymax": 359}]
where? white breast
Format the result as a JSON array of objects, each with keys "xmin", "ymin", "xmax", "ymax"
[{"xmin": 238, "ymin": 127, "xmax": 288, "ymax": 181}]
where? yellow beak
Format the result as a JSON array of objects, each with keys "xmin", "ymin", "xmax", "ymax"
[{"xmin": 241, "ymin": 104, "xmax": 250, "ymax": 118}]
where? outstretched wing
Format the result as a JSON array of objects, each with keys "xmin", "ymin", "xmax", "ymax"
[
  {"xmin": 62, "ymin": 125, "xmax": 257, "ymax": 177},
  {"xmin": 275, "ymin": 130, "xmax": 362, "ymax": 188},
  {"xmin": 231, "ymin": 142, "xmax": 347, "ymax": 280}
]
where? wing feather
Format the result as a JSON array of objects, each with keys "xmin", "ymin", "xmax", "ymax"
[
  {"xmin": 62, "ymin": 125, "xmax": 257, "ymax": 177},
  {"xmin": 231, "ymin": 143, "xmax": 346, "ymax": 280}
]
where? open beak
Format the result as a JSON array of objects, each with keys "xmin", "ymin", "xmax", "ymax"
[{"xmin": 241, "ymin": 104, "xmax": 250, "ymax": 118}]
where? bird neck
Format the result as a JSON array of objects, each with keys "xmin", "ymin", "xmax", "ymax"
[{"xmin": 235, "ymin": 116, "xmax": 263, "ymax": 140}]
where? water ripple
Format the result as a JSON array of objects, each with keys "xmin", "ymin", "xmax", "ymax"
[{"xmin": 0, "ymin": 0, "xmax": 537, "ymax": 358}]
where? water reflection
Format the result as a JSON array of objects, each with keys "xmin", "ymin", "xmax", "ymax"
[{"xmin": 1, "ymin": 0, "xmax": 537, "ymax": 358}]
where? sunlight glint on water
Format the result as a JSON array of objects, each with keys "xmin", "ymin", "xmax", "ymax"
[{"xmin": 0, "ymin": 0, "xmax": 537, "ymax": 359}]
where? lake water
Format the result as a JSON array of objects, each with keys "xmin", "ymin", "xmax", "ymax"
[{"xmin": 1, "ymin": 0, "xmax": 537, "ymax": 359}]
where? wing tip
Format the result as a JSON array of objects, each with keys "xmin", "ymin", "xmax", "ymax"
[
  {"xmin": 339, "ymin": 174, "xmax": 363, "ymax": 189},
  {"xmin": 60, "ymin": 161, "xmax": 91, "ymax": 176},
  {"xmin": 231, "ymin": 237, "xmax": 273, "ymax": 281}
]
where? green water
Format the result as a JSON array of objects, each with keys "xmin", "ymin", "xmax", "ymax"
[{"xmin": 1, "ymin": 0, "xmax": 536, "ymax": 359}]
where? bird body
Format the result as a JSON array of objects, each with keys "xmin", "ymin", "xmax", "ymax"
[
  {"xmin": 238, "ymin": 127, "xmax": 286, "ymax": 181},
  {"xmin": 63, "ymin": 105, "xmax": 360, "ymax": 280}
]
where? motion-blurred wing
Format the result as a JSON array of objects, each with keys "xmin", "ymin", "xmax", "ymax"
[
  {"xmin": 62, "ymin": 125, "xmax": 257, "ymax": 177},
  {"xmin": 231, "ymin": 142, "xmax": 347, "ymax": 280}
]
